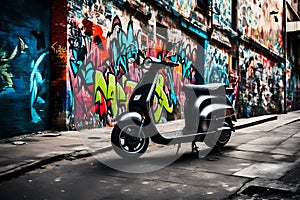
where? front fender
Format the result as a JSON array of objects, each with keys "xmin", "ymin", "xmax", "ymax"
[
  {"xmin": 116, "ymin": 112, "xmax": 142, "ymax": 124},
  {"xmin": 116, "ymin": 112, "xmax": 158, "ymax": 136}
]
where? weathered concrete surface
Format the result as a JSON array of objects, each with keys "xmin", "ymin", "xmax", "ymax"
[
  {"xmin": 233, "ymin": 162, "xmax": 294, "ymax": 179},
  {"xmin": 0, "ymin": 111, "xmax": 299, "ymax": 199}
]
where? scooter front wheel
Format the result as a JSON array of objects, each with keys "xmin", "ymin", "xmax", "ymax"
[{"xmin": 111, "ymin": 122, "xmax": 149, "ymax": 159}]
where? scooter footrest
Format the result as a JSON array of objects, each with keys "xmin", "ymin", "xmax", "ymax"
[{"xmin": 161, "ymin": 130, "xmax": 215, "ymax": 139}]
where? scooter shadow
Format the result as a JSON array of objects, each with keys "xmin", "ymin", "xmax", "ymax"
[
  {"xmin": 91, "ymin": 144, "xmax": 235, "ymax": 173},
  {"xmin": 172, "ymin": 145, "xmax": 235, "ymax": 166}
]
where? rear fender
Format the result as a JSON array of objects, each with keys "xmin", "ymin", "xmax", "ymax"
[
  {"xmin": 221, "ymin": 119, "xmax": 235, "ymax": 132},
  {"xmin": 199, "ymin": 104, "xmax": 232, "ymax": 119}
]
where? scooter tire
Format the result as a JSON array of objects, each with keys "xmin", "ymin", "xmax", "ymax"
[
  {"xmin": 216, "ymin": 129, "xmax": 231, "ymax": 148},
  {"xmin": 111, "ymin": 122, "xmax": 149, "ymax": 159}
]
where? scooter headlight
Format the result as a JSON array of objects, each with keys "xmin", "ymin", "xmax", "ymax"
[{"xmin": 143, "ymin": 57, "xmax": 152, "ymax": 69}]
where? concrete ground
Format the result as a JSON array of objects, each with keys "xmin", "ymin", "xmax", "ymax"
[{"xmin": 0, "ymin": 111, "xmax": 299, "ymax": 187}]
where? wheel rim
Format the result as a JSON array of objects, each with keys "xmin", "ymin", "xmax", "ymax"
[
  {"xmin": 218, "ymin": 130, "xmax": 231, "ymax": 144},
  {"xmin": 119, "ymin": 125, "xmax": 147, "ymax": 154}
]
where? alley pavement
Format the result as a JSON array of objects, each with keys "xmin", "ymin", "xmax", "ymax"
[{"xmin": 0, "ymin": 111, "xmax": 300, "ymax": 184}]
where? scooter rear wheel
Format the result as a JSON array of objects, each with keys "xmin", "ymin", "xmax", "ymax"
[
  {"xmin": 216, "ymin": 129, "xmax": 231, "ymax": 148},
  {"xmin": 111, "ymin": 122, "xmax": 149, "ymax": 159},
  {"xmin": 204, "ymin": 130, "xmax": 231, "ymax": 148}
]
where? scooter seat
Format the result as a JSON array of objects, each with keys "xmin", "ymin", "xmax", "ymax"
[{"xmin": 182, "ymin": 83, "xmax": 226, "ymax": 95}]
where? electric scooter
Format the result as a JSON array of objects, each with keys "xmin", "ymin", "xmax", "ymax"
[{"xmin": 111, "ymin": 57, "xmax": 236, "ymax": 159}]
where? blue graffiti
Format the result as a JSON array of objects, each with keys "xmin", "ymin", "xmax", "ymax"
[
  {"xmin": 204, "ymin": 45, "xmax": 229, "ymax": 85},
  {"xmin": 107, "ymin": 16, "xmax": 143, "ymax": 78},
  {"xmin": 164, "ymin": 43, "xmax": 196, "ymax": 105},
  {"xmin": 68, "ymin": 22, "xmax": 86, "ymax": 76},
  {"xmin": 30, "ymin": 51, "xmax": 49, "ymax": 123}
]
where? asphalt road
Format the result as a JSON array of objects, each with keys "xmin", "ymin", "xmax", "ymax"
[
  {"xmin": 0, "ymin": 149, "xmax": 249, "ymax": 200},
  {"xmin": 0, "ymin": 121, "xmax": 299, "ymax": 200}
]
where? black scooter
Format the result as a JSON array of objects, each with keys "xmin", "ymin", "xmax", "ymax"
[{"xmin": 111, "ymin": 57, "xmax": 236, "ymax": 158}]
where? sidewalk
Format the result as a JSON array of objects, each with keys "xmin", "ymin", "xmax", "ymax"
[{"xmin": 1, "ymin": 111, "xmax": 300, "ymax": 181}]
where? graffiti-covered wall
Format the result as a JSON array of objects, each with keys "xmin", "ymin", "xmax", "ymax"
[
  {"xmin": 235, "ymin": 0, "xmax": 300, "ymax": 117},
  {"xmin": 0, "ymin": 0, "xmax": 298, "ymax": 138},
  {"xmin": 238, "ymin": 44, "xmax": 285, "ymax": 117},
  {"xmin": 204, "ymin": 44, "xmax": 238, "ymax": 108},
  {"xmin": 0, "ymin": 0, "xmax": 51, "ymax": 138},
  {"xmin": 237, "ymin": 0, "xmax": 283, "ymax": 56},
  {"xmin": 213, "ymin": 0, "xmax": 232, "ymax": 28},
  {"xmin": 66, "ymin": 0, "xmax": 203, "ymax": 130},
  {"xmin": 204, "ymin": 44, "xmax": 231, "ymax": 85},
  {"xmin": 286, "ymin": 62, "xmax": 300, "ymax": 111}
]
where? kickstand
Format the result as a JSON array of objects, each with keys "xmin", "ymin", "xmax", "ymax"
[
  {"xmin": 192, "ymin": 141, "xmax": 199, "ymax": 154},
  {"xmin": 176, "ymin": 143, "xmax": 181, "ymax": 155}
]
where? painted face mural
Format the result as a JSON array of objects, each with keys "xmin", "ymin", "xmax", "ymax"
[
  {"xmin": 67, "ymin": 1, "xmax": 200, "ymax": 130},
  {"xmin": 239, "ymin": 45, "xmax": 284, "ymax": 117}
]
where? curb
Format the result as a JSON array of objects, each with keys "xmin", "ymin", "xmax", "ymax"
[
  {"xmin": 235, "ymin": 116, "xmax": 278, "ymax": 130},
  {"xmin": 0, "ymin": 154, "xmax": 65, "ymax": 183},
  {"xmin": 0, "ymin": 146, "xmax": 112, "ymax": 183}
]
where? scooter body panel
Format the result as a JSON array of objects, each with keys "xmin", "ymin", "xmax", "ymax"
[
  {"xmin": 110, "ymin": 57, "xmax": 236, "ymax": 158},
  {"xmin": 183, "ymin": 84, "xmax": 235, "ymax": 133}
]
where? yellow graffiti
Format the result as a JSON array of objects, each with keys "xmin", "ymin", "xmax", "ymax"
[
  {"xmin": 107, "ymin": 74, "xmax": 117, "ymax": 115},
  {"xmin": 95, "ymin": 71, "xmax": 173, "ymax": 122},
  {"xmin": 95, "ymin": 71, "xmax": 136, "ymax": 116},
  {"xmin": 153, "ymin": 74, "xmax": 174, "ymax": 123},
  {"xmin": 51, "ymin": 42, "xmax": 67, "ymax": 64},
  {"xmin": 121, "ymin": 76, "xmax": 137, "ymax": 106}
]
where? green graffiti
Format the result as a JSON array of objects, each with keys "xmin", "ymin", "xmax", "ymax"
[
  {"xmin": 153, "ymin": 74, "xmax": 173, "ymax": 123},
  {"xmin": 95, "ymin": 71, "xmax": 174, "ymax": 122},
  {"xmin": 0, "ymin": 37, "xmax": 27, "ymax": 92},
  {"xmin": 107, "ymin": 74, "xmax": 117, "ymax": 115},
  {"xmin": 122, "ymin": 77, "xmax": 137, "ymax": 107},
  {"xmin": 95, "ymin": 71, "xmax": 106, "ymax": 102},
  {"xmin": 95, "ymin": 71, "xmax": 137, "ymax": 117}
]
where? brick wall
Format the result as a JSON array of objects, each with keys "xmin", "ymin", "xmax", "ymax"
[{"xmin": 0, "ymin": 0, "xmax": 51, "ymax": 138}]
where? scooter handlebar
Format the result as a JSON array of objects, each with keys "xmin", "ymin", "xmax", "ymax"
[
  {"xmin": 161, "ymin": 60, "xmax": 179, "ymax": 67},
  {"xmin": 142, "ymin": 57, "xmax": 179, "ymax": 69}
]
